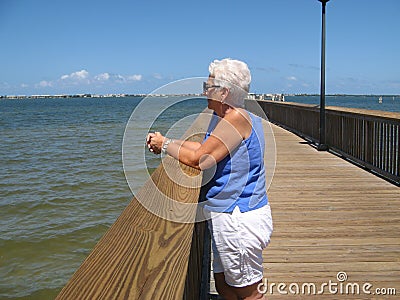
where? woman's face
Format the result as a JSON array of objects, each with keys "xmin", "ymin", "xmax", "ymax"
[{"xmin": 204, "ymin": 76, "xmax": 223, "ymax": 111}]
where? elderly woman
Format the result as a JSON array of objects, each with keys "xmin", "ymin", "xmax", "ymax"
[{"xmin": 147, "ymin": 58, "xmax": 273, "ymax": 300}]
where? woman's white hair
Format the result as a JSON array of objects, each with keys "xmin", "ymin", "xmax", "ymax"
[{"xmin": 208, "ymin": 58, "xmax": 251, "ymax": 108}]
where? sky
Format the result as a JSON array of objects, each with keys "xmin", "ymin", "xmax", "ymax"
[{"xmin": 0, "ymin": 0, "xmax": 399, "ymax": 96}]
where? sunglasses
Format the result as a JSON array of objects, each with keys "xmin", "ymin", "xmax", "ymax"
[{"xmin": 203, "ymin": 82, "xmax": 221, "ymax": 93}]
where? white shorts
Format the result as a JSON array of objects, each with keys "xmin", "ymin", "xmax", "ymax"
[{"xmin": 206, "ymin": 205, "xmax": 273, "ymax": 287}]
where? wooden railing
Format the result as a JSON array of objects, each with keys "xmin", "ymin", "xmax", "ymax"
[
  {"xmin": 256, "ymin": 100, "xmax": 400, "ymax": 185},
  {"xmin": 56, "ymin": 111, "xmax": 212, "ymax": 300}
]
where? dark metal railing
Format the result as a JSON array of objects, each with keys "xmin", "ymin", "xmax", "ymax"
[{"xmin": 256, "ymin": 100, "xmax": 400, "ymax": 185}]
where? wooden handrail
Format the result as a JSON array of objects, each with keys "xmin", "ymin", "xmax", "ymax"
[{"xmin": 56, "ymin": 111, "xmax": 211, "ymax": 299}]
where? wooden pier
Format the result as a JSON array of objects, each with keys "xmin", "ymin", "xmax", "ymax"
[{"xmin": 261, "ymin": 123, "xmax": 400, "ymax": 299}]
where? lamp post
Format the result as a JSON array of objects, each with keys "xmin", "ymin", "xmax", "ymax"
[{"xmin": 318, "ymin": 0, "xmax": 329, "ymax": 151}]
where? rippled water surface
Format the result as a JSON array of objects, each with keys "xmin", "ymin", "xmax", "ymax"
[{"xmin": 0, "ymin": 96, "xmax": 207, "ymax": 299}]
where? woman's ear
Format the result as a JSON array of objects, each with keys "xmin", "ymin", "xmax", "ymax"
[{"xmin": 220, "ymin": 87, "xmax": 229, "ymax": 101}]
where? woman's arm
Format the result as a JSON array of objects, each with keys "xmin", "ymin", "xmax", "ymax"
[
  {"xmin": 146, "ymin": 135, "xmax": 202, "ymax": 153},
  {"xmin": 147, "ymin": 110, "xmax": 251, "ymax": 170},
  {"xmin": 171, "ymin": 139, "xmax": 202, "ymax": 151}
]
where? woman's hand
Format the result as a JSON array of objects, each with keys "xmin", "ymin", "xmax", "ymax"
[{"xmin": 146, "ymin": 132, "xmax": 166, "ymax": 155}]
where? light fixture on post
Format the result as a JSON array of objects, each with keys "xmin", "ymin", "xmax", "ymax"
[{"xmin": 317, "ymin": 0, "xmax": 330, "ymax": 151}]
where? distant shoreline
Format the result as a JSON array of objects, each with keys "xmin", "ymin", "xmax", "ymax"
[
  {"xmin": 1, "ymin": 93, "xmax": 399, "ymax": 100},
  {"xmin": 0, "ymin": 93, "xmax": 199, "ymax": 100}
]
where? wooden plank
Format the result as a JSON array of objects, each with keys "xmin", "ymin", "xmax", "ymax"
[
  {"xmin": 55, "ymin": 160, "xmax": 199, "ymax": 299},
  {"xmin": 56, "ymin": 112, "xmax": 211, "ymax": 300}
]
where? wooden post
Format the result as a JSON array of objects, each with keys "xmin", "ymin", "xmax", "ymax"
[{"xmin": 183, "ymin": 221, "xmax": 210, "ymax": 300}]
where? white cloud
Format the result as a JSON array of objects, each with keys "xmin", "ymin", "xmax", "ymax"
[
  {"xmin": 114, "ymin": 74, "xmax": 125, "ymax": 82},
  {"xmin": 95, "ymin": 73, "xmax": 111, "ymax": 81},
  {"xmin": 39, "ymin": 80, "xmax": 52, "ymax": 87},
  {"xmin": 61, "ymin": 70, "xmax": 89, "ymax": 81},
  {"xmin": 153, "ymin": 73, "xmax": 162, "ymax": 80},
  {"xmin": 29, "ymin": 69, "xmax": 143, "ymax": 93},
  {"xmin": 127, "ymin": 74, "xmax": 142, "ymax": 81},
  {"xmin": 72, "ymin": 70, "xmax": 89, "ymax": 79},
  {"xmin": 94, "ymin": 73, "xmax": 142, "ymax": 83},
  {"xmin": 287, "ymin": 76, "xmax": 297, "ymax": 81}
]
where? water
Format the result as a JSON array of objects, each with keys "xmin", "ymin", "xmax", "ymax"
[
  {"xmin": 0, "ymin": 96, "xmax": 207, "ymax": 299},
  {"xmin": 285, "ymin": 95, "xmax": 400, "ymax": 112},
  {"xmin": 1, "ymin": 95, "xmax": 399, "ymax": 299}
]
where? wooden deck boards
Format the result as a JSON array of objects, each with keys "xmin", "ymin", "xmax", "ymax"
[{"xmin": 263, "ymin": 123, "xmax": 400, "ymax": 299}]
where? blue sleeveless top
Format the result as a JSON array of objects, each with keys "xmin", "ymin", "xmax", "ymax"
[{"xmin": 200, "ymin": 111, "xmax": 268, "ymax": 213}]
